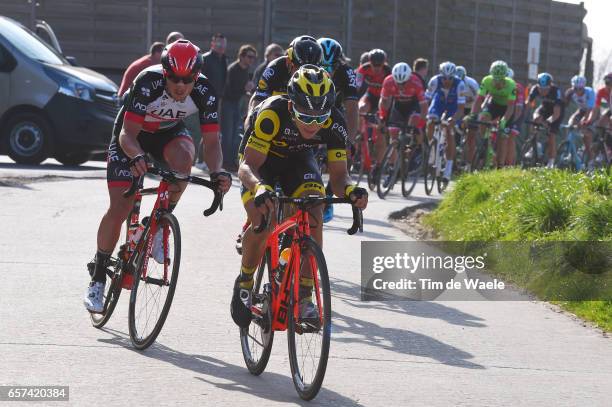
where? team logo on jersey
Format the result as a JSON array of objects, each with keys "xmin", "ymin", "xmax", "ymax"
[
  {"xmin": 152, "ymin": 79, "xmax": 164, "ymax": 90},
  {"xmin": 151, "ymin": 108, "xmax": 188, "ymax": 119},
  {"xmin": 194, "ymin": 83, "xmax": 208, "ymax": 95},
  {"xmin": 262, "ymin": 68, "xmax": 274, "ymax": 80},
  {"xmin": 141, "ymin": 87, "xmax": 151, "ymax": 97},
  {"xmin": 207, "ymin": 95, "xmax": 216, "ymax": 106},
  {"xmin": 258, "ymin": 79, "xmax": 267, "ymax": 90},
  {"xmin": 332, "ymin": 122, "xmax": 348, "ymax": 140},
  {"xmin": 133, "ymin": 101, "xmax": 147, "ymax": 111}
]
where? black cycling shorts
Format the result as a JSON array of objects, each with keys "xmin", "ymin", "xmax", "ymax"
[
  {"xmin": 240, "ymin": 149, "xmax": 325, "ymax": 204},
  {"xmin": 106, "ymin": 122, "xmax": 193, "ymax": 187},
  {"xmin": 534, "ymin": 105, "xmax": 564, "ymax": 133},
  {"xmin": 481, "ymin": 101, "xmax": 508, "ymax": 120},
  {"xmin": 389, "ymin": 100, "xmax": 420, "ymax": 123}
]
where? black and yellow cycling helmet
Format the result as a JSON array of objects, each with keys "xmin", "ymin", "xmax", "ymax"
[{"xmin": 287, "ymin": 64, "xmax": 336, "ymax": 114}]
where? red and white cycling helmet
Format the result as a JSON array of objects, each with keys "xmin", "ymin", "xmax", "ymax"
[{"xmin": 161, "ymin": 39, "xmax": 202, "ymax": 77}]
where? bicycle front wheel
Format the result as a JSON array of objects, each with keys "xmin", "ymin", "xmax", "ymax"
[
  {"xmin": 287, "ymin": 238, "xmax": 331, "ymax": 401},
  {"xmin": 555, "ymin": 141, "xmax": 574, "ymax": 170},
  {"xmin": 377, "ymin": 141, "xmax": 400, "ymax": 199},
  {"xmin": 402, "ymin": 143, "xmax": 421, "ymax": 197},
  {"xmin": 424, "ymin": 138, "xmax": 437, "ymax": 195},
  {"xmin": 90, "ymin": 261, "xmax": 122, "ymax": 328},
  {"xmin": 128, "ymin": 212, "xmax": 181, "ymax": 350},
  {"xmin": 240, "ymin": 248, "xmax": 274, "ymax": 375}
]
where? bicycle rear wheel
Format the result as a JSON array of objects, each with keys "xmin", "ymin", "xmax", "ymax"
[
  {"xmin": 377, "ymin": 141, "xmax": 400, "ymax": 199},
  {"xmin": 287, "ymin": 238, "xmax": 331, "ymax": 401},
  {"xmin": 128, "ymin": 212, "xmax": 181, "ymax": 350},
  {"xmin": 240, "ymin": 248, "xmax": 275, "ymax": 375},
  {"xmin": 424, "ymin": 138, "xmax": 437, "ymax": 195},
  {"xmin": 90, "ymin": 260, "xmax": 122, "ymax": 328}
]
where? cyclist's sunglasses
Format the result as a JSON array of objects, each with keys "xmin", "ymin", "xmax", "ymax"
[
  {"xmin": 292, "ymin": 105, "xmax": 331, "ymax": 125},
  {"xmin": 166, "ymin": 73, "xmax": 197, "ymax": 84}
]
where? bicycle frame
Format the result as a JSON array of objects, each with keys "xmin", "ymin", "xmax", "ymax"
[
  {"xmin": 263, "ymin": 208, "xmax": 319, "ymax": 332},
  {"xmin": 124, "ymin": 180, "xmax": 172, "ymax": 287}
]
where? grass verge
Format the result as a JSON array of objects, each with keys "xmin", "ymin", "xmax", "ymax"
[{"xmin": 424, "ymin": 168, "xmax": 611, "ymax": 332}]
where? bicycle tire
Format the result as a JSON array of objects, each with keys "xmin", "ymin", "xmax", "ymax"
[
  {"xmin": 424, "ymin": 137, "xmax": 437, "ymax": 195},
  {"xmin": 287, "ymin": 238, "xmax": 331, "ymax": 401},
  {"xmin": 128, "ymin": 212, "xmax": 181, "ymax": 350},
  {"xmin": 377, "ymin": 141, "xmax": 400, "ymax": 199},
  {"xmin": 555, "ymin": 141, "xmax": 574, "ymax": 170},
  {"xmin": 437, "ymin": 137, "xmax": 448, "ymax": 194},
  {"xmin": 90, "ymin": 264, "xmax": 122, "ymax": 328},
  {"xmin": 437, "ymin": 155, "xmax": 449, "ymax": 194},
  {"xmin": 401, "ymin": 143, "xmax": 421, "ymax": 197},
  {"xmin": 520, "ymin": 137, "xmax": 538, "ymax": 169},
  {"xmin": 353, "ymin": 137, "xmax": 366, "ymax": 186},
  {"xmin": 240, "ymin": 248, "xmax": 275, "ymax": 375}
]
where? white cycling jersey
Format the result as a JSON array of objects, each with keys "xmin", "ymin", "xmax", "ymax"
[{"xmin": 462, "ymin": 76, "xmax": 480, "ymax": 104}]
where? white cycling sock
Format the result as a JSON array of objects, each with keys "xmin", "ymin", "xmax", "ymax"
[
  {"xmin": 444, "ymin": 160, "xmax": 453, "ymax": 178},
  {"xmin": 547, "ymin": 159, "xmax": 555, "ymax": 168}
]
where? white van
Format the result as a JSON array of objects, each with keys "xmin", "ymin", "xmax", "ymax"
[{"xmin": 0, "ymin": 16, "xmax": 119, "ymax": 165}]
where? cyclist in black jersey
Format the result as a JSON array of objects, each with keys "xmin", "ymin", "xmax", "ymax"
[
  {"xmin": 247, "ymin": 35, "xmax": 323, "ymax": 114},
  {"xmin": 317, "ymin": 37, "xmax": 359, "ymax": 222},
  {"xmin": 230, "ymin": 65, "xmax": 368, "ymax": 328},
  {"xmin": 526, "ymin": 72, "xmax": 564, "ymax": 168},
  {"xmin": 84, "ymin": 40, "xmax": 231, "ymax": 313}
]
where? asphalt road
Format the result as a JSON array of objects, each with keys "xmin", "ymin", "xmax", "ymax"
[{"xmin": 0, "ymin": 157, "xmax": 610, "ymax": 406}]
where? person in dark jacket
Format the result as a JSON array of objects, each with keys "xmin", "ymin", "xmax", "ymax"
[{"xmin": 221, "ymin": 45, "xmax": 257, "ymax": 171}]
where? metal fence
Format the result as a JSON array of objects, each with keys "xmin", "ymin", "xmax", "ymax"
[{"xmin": 0, "ymin": 0, "xmax": 590, "ymax": 86}]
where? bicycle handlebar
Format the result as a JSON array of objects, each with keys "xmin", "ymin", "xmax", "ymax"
[
  {"xmin": 122, "ymin": 166, "xmax": 226, "ymax": 217},
  {"xmin": 525, "ymin": 120, "xmax": 549, "ymax": 130},
  {"xmin": 468, "ymin": 119, "xmax": 497, "ymax": 128},
  {"xmin": 253, "ymin": 195, "xmax": 364, "ymax": 236}
]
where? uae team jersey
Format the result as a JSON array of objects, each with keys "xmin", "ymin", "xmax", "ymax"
[{"xmin": 122, "ymin": 65, "xmax": 219, "ymax": 134}]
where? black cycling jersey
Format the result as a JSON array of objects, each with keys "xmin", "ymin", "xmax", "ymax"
[
  {"xmin": 252, "ymin": 56, "xmax": 292, "ymax": 105},
  {"xmin": 332, "ymin": 63, "xmax": 359, "ymax": 109},
  {"xmin": 239, "ymin": 95, "xmax": 348, "ymax": 160},
  {"xmin": 122, "ymin": 64, "xmax": 219, "ymax": 134},
  {"xmin": 528, "ymin": 85, "xmax": 564, "ymax": 111}
]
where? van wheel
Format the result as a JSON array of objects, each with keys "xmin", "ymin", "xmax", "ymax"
[
  {"xmin": 55, "ymin": 152, "xmax": 91, "ymax": 166},
  {"xmin": 3, "ymin": 112, "xmax": 54, "ymax": 165}
]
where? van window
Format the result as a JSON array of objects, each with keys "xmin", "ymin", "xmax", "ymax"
[
  {"xmin": 0, "ymin": 18, "xmax": 66, "ymax": 65},
  {"xmin": 0, "ymin": 43, "xmax": 16, "ymax": 72}
]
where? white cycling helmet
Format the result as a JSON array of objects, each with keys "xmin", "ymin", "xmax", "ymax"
[
  {"xmin": 439, "ymin": 61, "xmax": 456, "ymax": 78},
  {"xmin": 392, "ymin": 62, "xmax": 411, "ymax": 84},
  {"xmin": 571, "ymin": 75, "xmax": 587, "ymax": 89},
  {"xmin": 455, "ymin": 65, "xmax": 467, "ymax": 80},
  {"xmin": 507, "ymin": 67, "xmax": 514, "ymax": 79}
]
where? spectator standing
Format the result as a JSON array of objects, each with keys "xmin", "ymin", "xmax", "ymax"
[
  {"xmin": 221, "ymin": 45, "xmax": 257, "ymax": 171},
  {"xmin": 195, "ymin": 34, "xmax": 229, "ymax": 170},
  {"xmin": 117, "ymin": 42, "xmax": 165, "ymax": 97},
  {"xmin": 202, "ymin": 33, "xmax": 229, "ymax": 100},
  {"xmin": 252, "ymin": 43, "xmax": 284, "ymax": 85}
]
